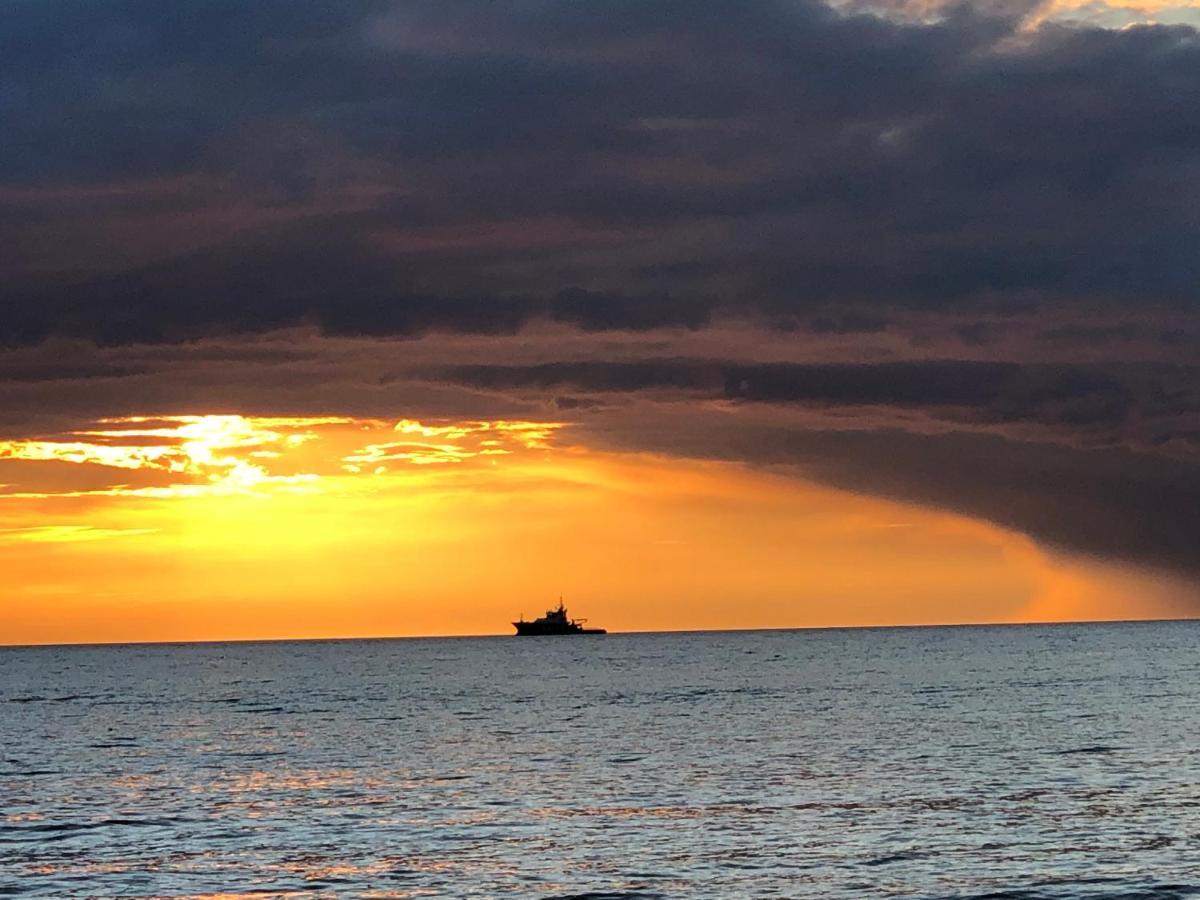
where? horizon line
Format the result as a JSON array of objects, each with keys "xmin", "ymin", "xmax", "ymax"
[{"xmin": 3, "ymin": 614, "xmax": 1198, "ymax": 650}]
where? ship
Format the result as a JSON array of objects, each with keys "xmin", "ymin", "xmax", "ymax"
[{"xmin": 513, "ymin": 599, "xmax": 606, "ymax": 635}]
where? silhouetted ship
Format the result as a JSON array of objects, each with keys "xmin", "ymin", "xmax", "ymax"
[{"xmin": 513, "ymin": 600, "xmax": 606, "ymax": 635}]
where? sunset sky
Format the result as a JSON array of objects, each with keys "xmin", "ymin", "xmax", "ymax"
[{"xmin": 2, "ymin": 0, "xmax": 1199, "ymax": 643}]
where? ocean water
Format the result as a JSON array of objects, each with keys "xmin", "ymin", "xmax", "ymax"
[{"xmin": 2, "ymin": 622, "xmax": 1199, "ymax": 899}]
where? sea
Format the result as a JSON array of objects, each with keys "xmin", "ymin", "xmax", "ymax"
[{"xmin": 2, "ymin": 622, "xmax": 1198, "ymax": 899}]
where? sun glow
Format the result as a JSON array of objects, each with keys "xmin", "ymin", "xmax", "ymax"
[
  {"xmin": 0, "ymin": 412, "xmax": 1192, "ymax": 645},
  {"xmin": 0, "ymin": 415, "xmax": 563, "ymax": 498},
  {"xmin": 0, "ymin": 415, "xmax": 342, "ymax": 494}
]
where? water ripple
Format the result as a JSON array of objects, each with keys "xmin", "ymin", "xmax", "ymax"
[{"xmin": 0, "ymin": 623, "xmax": 1198, "ymax": 897}]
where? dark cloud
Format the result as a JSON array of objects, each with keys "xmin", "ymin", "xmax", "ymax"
[
  {"xmin": 436, "ymin": 358, "xmax": 1198, "ymax": 447},
  {"xmin": 1039, "ymin": 323, "xmax": 1142, "ymax": 345},
  {"xmin": 424, "ymin": 353, "xmax": 1200, "ymax": 576},
  {"xmin": 592, "ymin": 414, "xmax": 1200, "ymax": 579},
  {"xmin": 0, "ymin": 228, "xmax": 711, "ymax": 344},
  {"xmin": 1, "ymin": 0, "xmax": 1198, "ymax": 346},
  {"xmin": 808, "ymin": 313, "xmax": 891, "ymax": 335}
]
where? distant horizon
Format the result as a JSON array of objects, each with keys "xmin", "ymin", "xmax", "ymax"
[{"xmin": 5, "ymin": 613, "xmax": 1198, "ymax": 650}]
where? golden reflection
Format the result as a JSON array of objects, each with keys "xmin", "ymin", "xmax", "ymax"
[
  {"xmin": 253, "ymin": 859, "xmax": 395, "ymax": 881},
  {"xmin": 5, "ymin": 812, "xmax": 45, "ymax": 822},
  {"xmin": 219, "ymin": 769, "xmax": 386, "ymax": 793},
  {"xmin": 24, "ymin": 861, "xmax": 138, "ymax": 877}
]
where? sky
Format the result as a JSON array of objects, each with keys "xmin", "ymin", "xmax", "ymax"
[{"xmin": 1, "ymin": 0, "xmax": 1198, "ymax": 643}]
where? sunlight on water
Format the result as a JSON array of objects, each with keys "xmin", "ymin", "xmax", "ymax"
[{"xmin": 2, "ymin": 623, "xmax": 1199, "ymax": 898}]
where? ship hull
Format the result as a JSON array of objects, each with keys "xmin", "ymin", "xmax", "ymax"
[{"xmin": 513, "ymin": 621, "xmax": 606, "ymax": 635}]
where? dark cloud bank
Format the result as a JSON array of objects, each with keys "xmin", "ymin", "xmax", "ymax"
[
  {"xmin": 2, "ymin": 1, "xmax": 1199, "ymax": 587},
  {"xmin": 429, "ymin": 357, "xmax": 1200, "ymax": 577},
  {"xmin": 4, "ymin": 0, "xmax": 1199, "ymax": 337}
]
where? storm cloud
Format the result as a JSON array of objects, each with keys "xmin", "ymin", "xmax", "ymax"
[
  {"xmin": 598, "ymin": 414, "xmax": 1200, "ymax": 580},
  {"xmin": 2, "ymin": 0, "xmax": 1199, "ymax": 342}
]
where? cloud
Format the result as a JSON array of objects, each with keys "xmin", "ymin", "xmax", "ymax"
[
  {"xmin": 0, "ymin": 414, "xmax": 564, "ymax": 498},
  {"xmin": 412, "ymin": 355, "xmax": 1200, "ymax": 579},
  {"xmin": 435, "ymin": 357, "xmax": 1200, "ymax": 453},
  {"xmin": 580, "ymin": 408, "xmax": 1200, "ymax": 580},
  {"xmin": 0, "ymin": 0, "xmax": 1197, "ymax": 347},
  {"xmin": 0, "ymin": 525, "xmax": 158, "ymax": 543}
]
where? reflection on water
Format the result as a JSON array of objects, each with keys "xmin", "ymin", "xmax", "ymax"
[{"xmin": 2, "ymin": 622, "xmax": 1199, "ymax": 898}]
